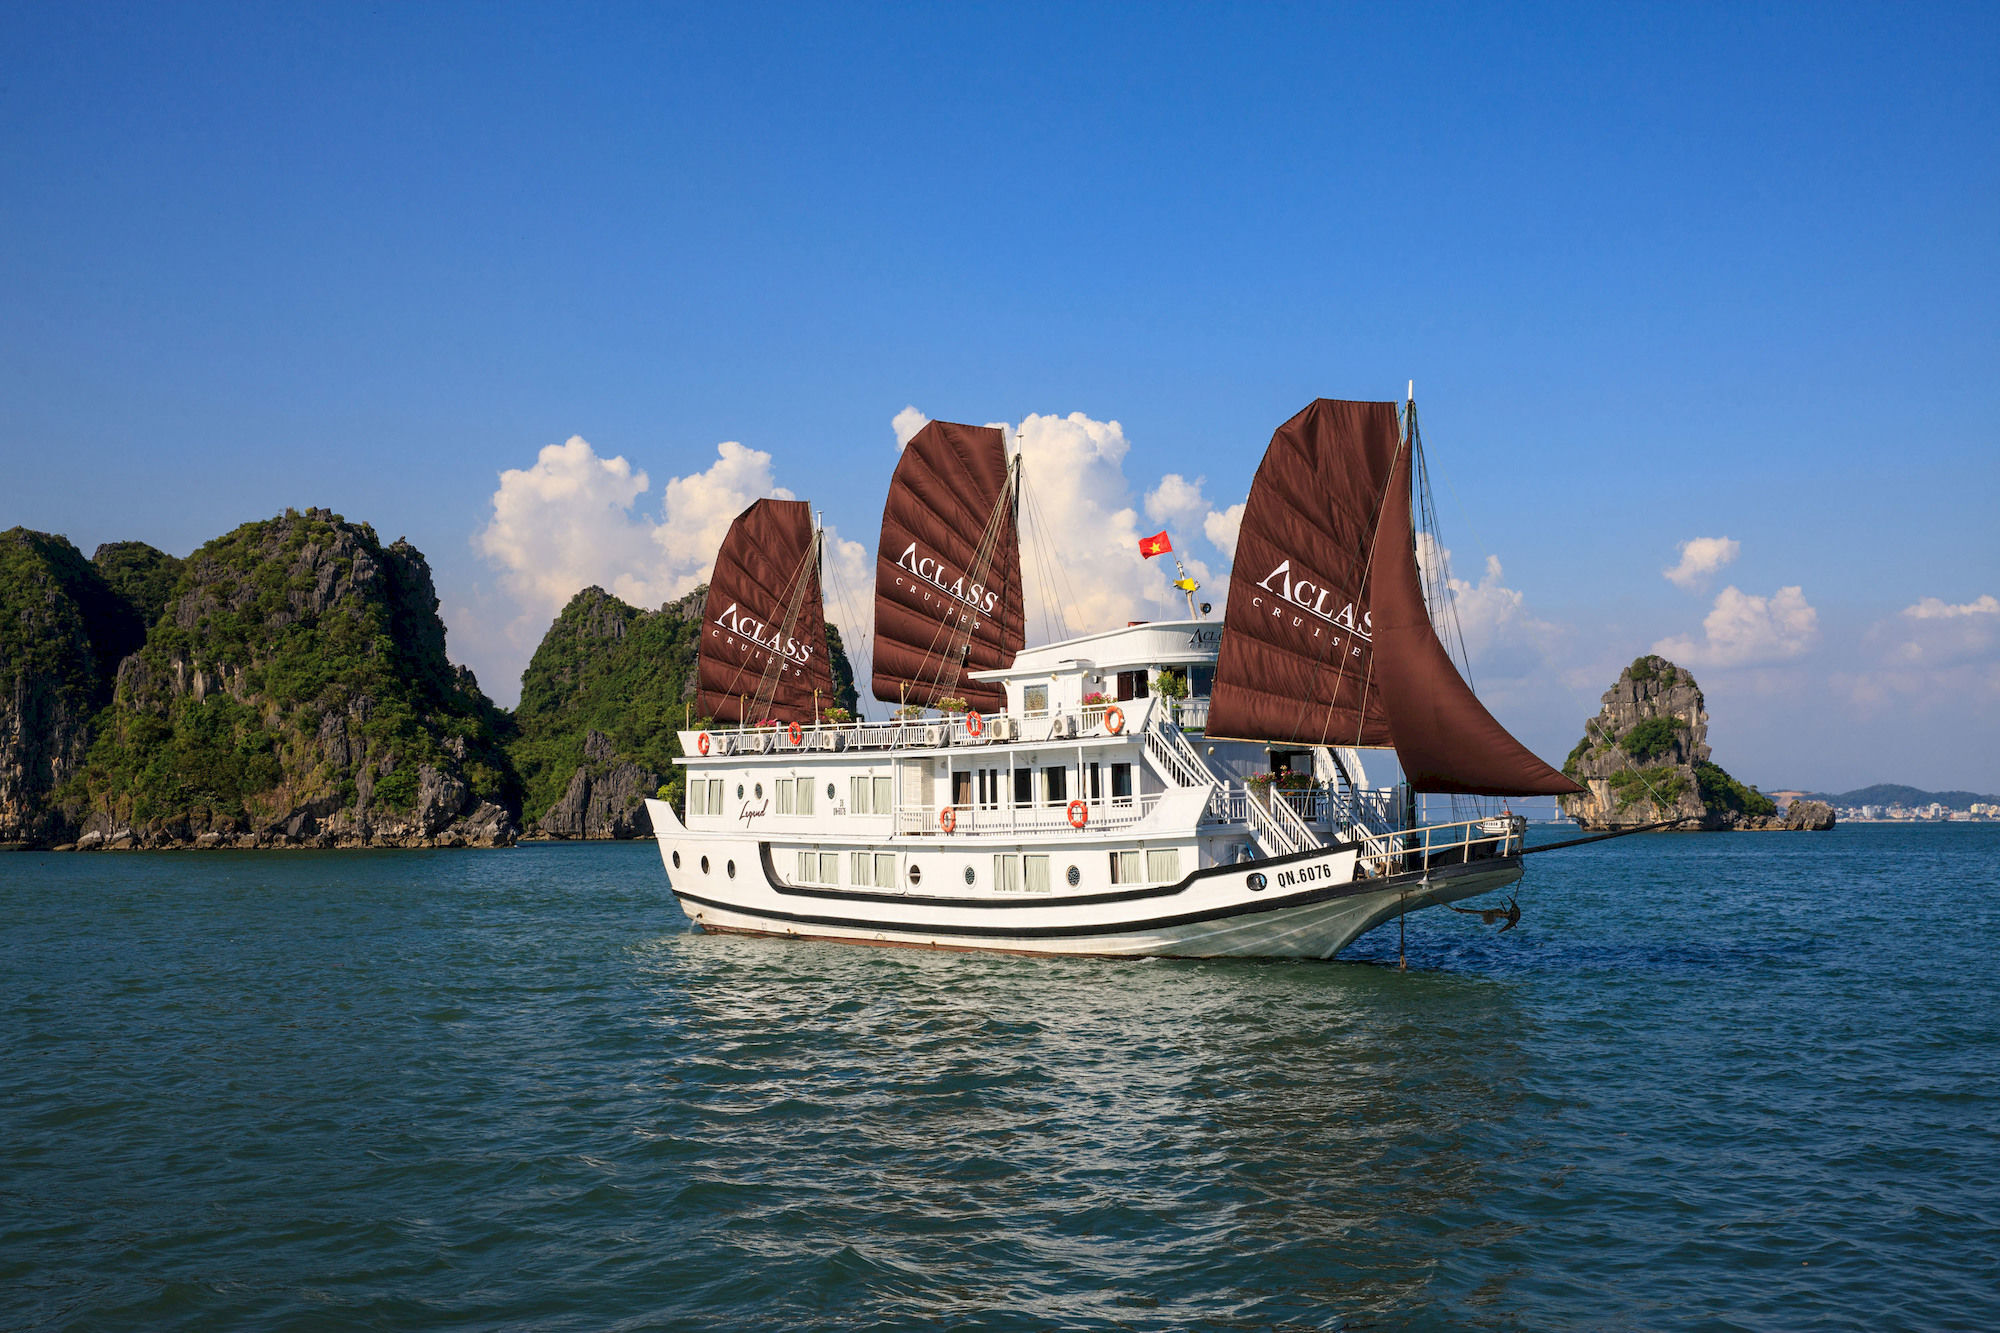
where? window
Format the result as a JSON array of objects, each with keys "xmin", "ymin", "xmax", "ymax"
[
  {"xmin": 876, "ymin": 852, "xmax": 896, "ymax": 887},
  {"xmin": 1023, "ymin": 855, "xmax": 1051, "ymax": 893},
  {"xmin": 796, "ymin": 852, "xmax": 839, "ymax": 885},
  {"xmin": 1110, "ymin": 850, "xmax": 1140, "ymax": 884},
  {"xmin": 1189, "ymin": 664, "xmax": 1215, "ymax": 697},
  {"xmin": 778, "ymin": 781, "xmax": 795, "ymax": 815},
  {"xmin": 1013, "ymin": 768, "xmax": 1033, "ymax": 807},
  {"xmin": 993, "ymin": 854, "xmax": 1022, "ymax": 892},
  {"xmin": 1043, "ymin": 766, "xmax": 1067, "ymax": 805},
  {"xmin": 709, "ymin": 779, "xmax": 724, "ymax": 813},
  {"xmin": 1111, "ymin": 763, "xmax": 1134, "ymax": 804},
  {"xmin": 1146, "ymin": 849, "xmax": 1181, "ymax": 883},
  {"xmin": 688, "ymin": 782, "xmax": 708, "ymax": 817},
  {"xmin": 796, "ymin": 850, "xmax": 814, "ymax": 881},
  {"xmin": 1023, "ymin": 683, "xmax": 1049, "ymax": 715},
  {"xmin": 796, "ymin": 777, "xmax": 815, "ymax": 816},
  {"xmin": 1088, "ymin": 763, "xmax": 1102, "ymax": 801},
  {"xmin": 1116, "ymin": 669, "xmax": 1147, "ymax": 701},
  {"xmin": 851, "ymin": 775, "xmax": 892, "ymax": 814}
]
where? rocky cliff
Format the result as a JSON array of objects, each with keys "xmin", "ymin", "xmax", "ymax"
[
  {"xmin": 508, "ymin": 584, "xmax": 861, "ymax": 839},
  {"xmin": 3, "ymin": 510, "xmax": 865, "ymax": 849},
  {"xmin": 63, "ymin": 508, "xmax": 520, "ymax": 848},
  {"xmin": 2, "ymin": 531, "xmax": 116, "ymax": 844},
  {"xmin": 1559, "ymin": 655, "xmax": 1824, "ymax": 831}
]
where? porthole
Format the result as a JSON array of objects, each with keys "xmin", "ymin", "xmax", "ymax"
[
  {"xmin": 963, "ymin": 866, "xmax": 976, "ymax": 886},
  {"xmin": 754, "ymin": 783, "xmax": 763, "ymax": 799},
  {"xmin": 1066, "ymin": 865, "xmax": 1080, "ymax": 887},
  {"xmin": 908, "ymin": 864, "xmax": 923, "ymax": 887},
  {"xmin": 700, "ymin": 855, "xmax": 711, "ymax": 875},
  {"xmin": 672, "ymin": 850, "xmax": 682, "ymax": 869},
  {"xmin": 727, "ymin": 859, "xmax": 737, "ymax": 879},
  {"xmin": 827, "ymin": 783, "xmax": 836, "ymax": 800},
  {"xmin": 736, "ymin": 783, "xmax": 745, "ymax": 800},
  {"xmin": 1247, "ymin": 872, "xmax": 1268, "ymax": 892}
]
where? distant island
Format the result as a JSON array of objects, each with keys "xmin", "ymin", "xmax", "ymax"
[
  {"xmin": 0, "ymin": 510, "xmax": 858, "ymax": 850},
  {"xmin": 1558, "ymin": 655, "xmax": 1834, "ymax": 832},
  {"xmin": 1783, "ymin": 785, "xmax": 2000, "ymax": 822}
]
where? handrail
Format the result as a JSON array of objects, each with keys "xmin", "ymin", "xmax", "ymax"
[
  {"xmin": 1140, "ymin": 709, "xmax": 1216, "ymax": 792},
  {"xmin": 1262, "ymin": 783, "xmax": 1323, "ymax": 854}
]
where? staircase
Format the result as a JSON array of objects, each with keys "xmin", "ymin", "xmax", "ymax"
[{"xmin": 1141, "ymin": 708, "xmax": 1218, "ymax": 793}]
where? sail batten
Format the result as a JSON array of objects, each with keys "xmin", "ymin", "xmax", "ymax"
[
  {"xmin": 696, "ymin": 498, "xmax": 836, "ymax": 725},
  {"xmin": 871, "ymin": 420, "xmax": 1024, "ymax": 712}
]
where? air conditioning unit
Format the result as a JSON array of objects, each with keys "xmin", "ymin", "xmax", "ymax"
[
  {"xmin": 989, "ymin": 716, "xmax": 1016, "ymax": 741},
  {"xmin": 1054, "ymin": 715, "xmax": 1077, "ymax": 738}
]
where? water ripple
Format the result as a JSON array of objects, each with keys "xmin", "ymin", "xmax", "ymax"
[{"xmin": 3, "ymin": 829, "xmax": 1997, "ymax": 1329}]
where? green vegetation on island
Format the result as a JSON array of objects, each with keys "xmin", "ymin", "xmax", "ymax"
[
  {"xmin": 2, "ymin": 513, "xmax": 860, "ymax": 848},
  {"xmin": 1560, "ymin": 654, "xmax": 1817, "ymax": 831}
]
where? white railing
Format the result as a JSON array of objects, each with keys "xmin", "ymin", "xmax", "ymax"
[
  {"xmin": 893, "ymin": 794, "xmax": 1162, "ymax": 837},
  {"xmin": 1167, "ymin": 698, "xmax": 1210, "ymax": 732},
  {"xmin": 1142, "ymin": 709, "xmax": 1217, "ymax": 792},
  {"xmin": 1262, "ymin": 784, "xmax": 1324, "ymax": 855}
]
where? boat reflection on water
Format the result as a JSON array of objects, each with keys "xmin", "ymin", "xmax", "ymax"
[{"xmin": 631, "ymin": 927, "xmax": 1534, "ymax": 1325}]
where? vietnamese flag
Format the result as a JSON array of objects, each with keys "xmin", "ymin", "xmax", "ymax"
[{"xmin": 1138, "ymin": 530, "xmax": 1172, "ymax": 559}]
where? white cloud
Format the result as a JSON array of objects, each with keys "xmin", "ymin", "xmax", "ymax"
[
  {"xmin": 474, "ymin": 435, "xmax": 872, "ymax": 699},
  {"xmin": 1414, "ymin": 535, "xmax": 1563, "ymax": 679},
  {"xmin": 646, "ymin": 440, "xmax": 796, "ymax": 595},
  {"xmin": 1833, "ymin": 593, "xmax": 2000, "ymax": 714},
  {"xmin": 1663, "ymin": 536, "xmax": 1741, "ymax": 589},
  {"xmin": 987, "ymin": 410, "xmax": 1217, "ymax": 637},
  {"xmin": 1203, "ymin": 502, "xmax": 1245, "ymax": 563},
  {"xmin": 1903, "ymin": 594, "xmax": 2000, "ymax": 622},
  {"xmin": 891, "ymin": 405, "xmax": 929, "ymax": 450},
  {"xmin": 1653, "ymin": 584, "xmax": 1818, "ymax": 668},
  {"xmin": 1143, "ymin": 473, "xmax": 1209, "ymax": 528},
  {"xmin": 475, "ymin": 436, "xmax": 663, "ymax": 617}
]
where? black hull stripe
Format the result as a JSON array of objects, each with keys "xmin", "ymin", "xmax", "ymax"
[
  {"xmin": 673, "ymin": 858, "xmax": 1519, "ymax": 941},
  {"xmin": 755, "ymin": 839, "xmax": 1359, "ymax": 910}
]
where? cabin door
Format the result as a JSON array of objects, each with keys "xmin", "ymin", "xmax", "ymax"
[{"xmin": 951, "ymin": 770, "xmax": 972, "ymax": 810}]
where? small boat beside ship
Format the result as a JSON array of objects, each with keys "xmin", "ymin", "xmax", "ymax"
[{"xmin": 643, "ymin": 392, "xmax": 1581, "ymax": 958}]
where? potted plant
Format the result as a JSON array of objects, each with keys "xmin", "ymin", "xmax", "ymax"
[
  {"xmin": 936, "ymin": 696, "xmax": 969, "ymax": 714},
  {"xmin": 821, "ymin": 706, "xmax": 853, "ymax": 725},
  {"xmin": 893, "ymin": 703, "xmax": 926, "ymax": 720}
]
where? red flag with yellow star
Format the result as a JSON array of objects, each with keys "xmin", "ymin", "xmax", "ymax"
[{"xmin": 1138, "ymin": 530, "xmax": 1172, "ymax": 559}]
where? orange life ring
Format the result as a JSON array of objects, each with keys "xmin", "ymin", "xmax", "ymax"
[
  {"xmin": 788, "ymin": 720, "xmax": 803, "ymax": 745},
  {"xmin": 1067, "ymin": 799, "xmax": 1088, "ymax": 829},
  {"xmin": 939, "ymin": 806, "xmax": 957, "ymax": 833},
  {"xmin": 1104, "ymin": 705, "xmax": 1125, "ymax": 734},
  {"xmin": 965, "ymin": 710, "xmax": 984, "ymax": 737},
  {"xmin": 696, "ymin": 732, "xmax": 711, "ymax": 756}
]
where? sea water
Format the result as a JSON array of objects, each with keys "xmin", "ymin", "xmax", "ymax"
[{"xmin": 3, "ymin": 825, "xmax": 1995, "ymax": 1330}]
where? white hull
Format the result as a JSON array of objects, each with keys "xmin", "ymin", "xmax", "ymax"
[{"xmin": 645, "ymin": 798, "xmax": 1520, "ymax": 960}]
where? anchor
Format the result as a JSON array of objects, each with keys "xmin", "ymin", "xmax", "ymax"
[{"xmin": 1449, "ymin": 893, "xmax": 1521, "ymax": 932}]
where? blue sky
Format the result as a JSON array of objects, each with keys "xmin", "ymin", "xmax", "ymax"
[{"xmin": 4, "ymin": 2, "xmax": 1996, "ymax": 792}]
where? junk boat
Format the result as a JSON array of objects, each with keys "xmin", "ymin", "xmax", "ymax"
[{"xmin": 643, "ymin": 393, "xmax": 1582, "ymax": 958}]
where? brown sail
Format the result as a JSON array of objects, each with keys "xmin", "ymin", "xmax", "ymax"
[
  {"xmin": 1206, "ymin": 399, "xmax": 1401, "ymax": 748},
  {"xmin": 871, "ymin": 419, "xmax": 1024, "ymax": 713},
  {"xmin": 697, "ymin": 498, "xmax": 836, "ymax": 725},
  {"xmin": 1370, "ymin": 416, "xmax": 1584, "ymax": 796}
]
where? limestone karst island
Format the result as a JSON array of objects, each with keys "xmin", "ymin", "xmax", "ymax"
[
  {"xmin": 1559, "ymin": 655, "xmax": 1834, "ymax": 833},
  {"xmin": 0, "ymin": 511, "xmax": 857, "ymax": 850}
]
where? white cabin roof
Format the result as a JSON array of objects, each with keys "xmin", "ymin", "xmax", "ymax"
[{"xmin": 968, "ymin": 619, "xmax": 1222, "ymax": 683}]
